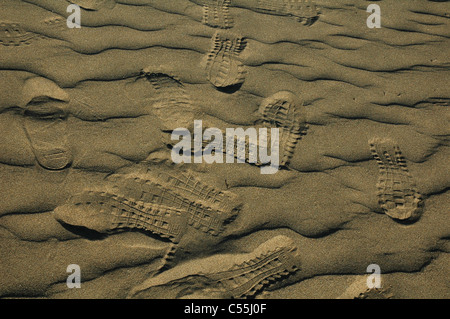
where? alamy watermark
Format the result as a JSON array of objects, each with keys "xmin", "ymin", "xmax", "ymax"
[
  {"xmin": 366, "ymin": 264, "xmax": 382, "ymax": 288},
  {"xmin": 66, "ymin": 264, "xmax": 81, "ymax": 288},
  {"xmin": 171, "ymin": 120, "xmax": 280, "ymax": 175},
  {"xmin": 67, "ymin": 4, "xmax": 81, "ymax": 29},
  {"xmin": 367, "ymin": 4, "xmax": 381, "ymax": 29}
]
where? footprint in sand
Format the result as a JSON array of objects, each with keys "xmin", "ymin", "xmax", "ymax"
[
  {"xmin": 128, "ymin": 235, "xmax": 300, "ymax": 299},
  {"xmin": 369, "ymin": 138, "xmax": 423, "ymax": 221},
  {"xmin": 53, "ymin": 163, "xmax": 242, "ymax": 270},
  {"xmin": 200, "ymin": 91, "xmax": 308, "ymax": 167},
  {"xmin": 54, "ymin": 163, "xmax": 241, "ymax": 239},
  {"xmin": 201, "ymin": 0, "xmax": 233, "ymax": 29},
  {"xmin": 205, "ymin": 30, "xmax": 247, "ymax": 88},
  {"xmin": 54, "ymin": 190, "xmax": 189, "ymax": 242},
  {"xmin": 0, "ymin": 22, "xmax": 43, "ymax": 46},
  {"xmin": 256, "ymin": 0, "xmax": 320, "ymax": 25},
  {"xmin": 259, "ymin": 91, "xmax": 308, "ymax": 167},
  {"xmin": 140, "ymin": 68, "xmax": 194, "ymax": 132},
  {"xmin": 20, "ymin": 77, "xmax": 72, "ymax": 171}
]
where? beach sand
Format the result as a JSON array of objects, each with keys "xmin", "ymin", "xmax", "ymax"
[{"xmin": 0, "ymin": 0, "xmax": 448, "ymax": 299}]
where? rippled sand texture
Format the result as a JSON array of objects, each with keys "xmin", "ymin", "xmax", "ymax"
[{"xmin": 0, "ymin": 0, "xmax": 449, "ymax": 299}]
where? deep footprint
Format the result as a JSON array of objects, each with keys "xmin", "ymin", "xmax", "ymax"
[
  {"xmin": 54, "ymin": 190, "xmax": 189, "ymax": 243},
  {"xmin": 369, "ymin": 138, "xmax": 423, "ymax": 221},
  {"xmin": 205, "ymin": 30, "xmax": 247, "ymax": 88},
  {"xmin": 54, "ymin": 164, "xmax": 241, "ymax": 241},
  {"xmin": 23, "ymin": 118, "xmax": 72, "ymax": 170},
  {"xmin": 107, "ymin": 165, "xmax": 241, "ymax": 236}
]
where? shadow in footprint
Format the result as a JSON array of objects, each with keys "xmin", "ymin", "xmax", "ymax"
[
  {"xmin": 60, "ymin": 223, "xmax": 108, "ymax": 241},
  {"xmin": 215, "ymin": 82, "xmax": 243, "ymax": 94}
]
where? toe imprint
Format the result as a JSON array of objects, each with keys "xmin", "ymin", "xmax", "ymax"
[{"xmin": 201, "ymin": 0, "xmax": 233, "ymax": 29}]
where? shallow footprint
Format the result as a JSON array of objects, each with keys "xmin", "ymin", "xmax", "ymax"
[
  {"xmin": 0, "ymin": 22, "xmax": 43, "ymax": 46},
  {"xmin": 53, "ymin": 190, "xmax": 188, "ymax": 243},
  {"xmin": 369, "ymin": 138, "xmax": 423, "ymax": 221},
  {"xmin": 140, "ymin": 69, "xmax": 194, "ymax": 131},
  {"xmin": 201, "ymin": 0, "xmax": 233, "ymax": 29},
  {"xmin": 107, "ymin": 163, "xmax": 242, "ymax": 237},
  {"xmin": 21, "ymin": 78, "xmax": 72, "ymax": 170},
  {"xmin": 23, "ymin": 117, "xmax": 72, "ymax": 170}
]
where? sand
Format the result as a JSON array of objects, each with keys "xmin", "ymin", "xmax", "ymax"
[{"xmin": 0, "ymin": 0, "xmax": 449, "ymax": 299}]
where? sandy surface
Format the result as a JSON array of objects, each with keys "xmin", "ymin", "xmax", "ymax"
[{"xmin": 0, "ymin": 0, "xmax": 449, "ymax": 299}]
